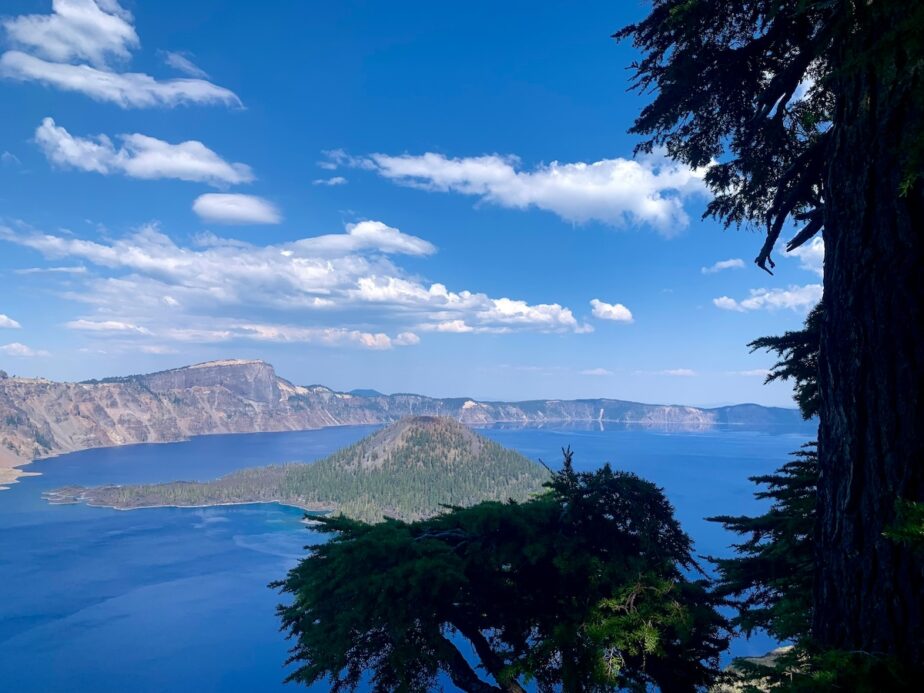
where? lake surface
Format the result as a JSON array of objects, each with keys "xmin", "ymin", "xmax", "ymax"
[{"xmin": 0, "ymin": 422, "xmax": 814, "ymax": 692}]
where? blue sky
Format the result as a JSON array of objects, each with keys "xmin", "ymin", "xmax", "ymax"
[{"xmin": 0, "ymin": 0, "xmax": 823, "ymax": 407}]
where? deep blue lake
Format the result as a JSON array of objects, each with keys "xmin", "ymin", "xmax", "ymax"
[{"xmin": 0, "ymin": 422, "xmax": 814, "ymax": 692}]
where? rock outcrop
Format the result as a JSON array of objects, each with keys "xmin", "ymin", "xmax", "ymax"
[{"xmin": 0, "ymin": 359, "xmax": 806, "ymax": 473}]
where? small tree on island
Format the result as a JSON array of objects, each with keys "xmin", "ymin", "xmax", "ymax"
[{"xmin": 274, "ymin": 452, "xmax": 728, "ymax": 692}]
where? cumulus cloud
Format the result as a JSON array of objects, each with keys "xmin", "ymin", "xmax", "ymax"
[
  {"xmin": 0, "ymin": 342, "xmax": 49, "ymax": 357},
  {"xmin": 192, "ymin": 194, "xmax": 281, "ymax": 224},
  {"xmin": 713, "ymin": 284, "xmax": 823, "ymax": 312},
  {"xmin": 0, "ymin": 2, "xmax": 240, "ymax": 108},
  {"xmin": 3, "ymin": 0, "xmax": 138, "ymax": 67},
  {"xmin": 0, "ymin": 314, "xmax": 22, "ymax": 328},
  {"xmin": 0, "ymin": 221, "xmax": 584, "ymax": 350},
  {"xmin": 701, "ymin": 258, "xmax": 745, "ymax": 274},
  {"xmin": 36, "ymin": 118, "xmax": 254, "ymax": 186},
  {"xmin": 328, "ymin": 150, "xmax": 709, "ymax": 234},
  {"xmin": 786, "ymin": 236, "xmax": 824, "ymax": 276},
  {"xmin": 161, "ymin": 51, "xmax": 208, "ymax": 79},
  {"xmin": 590, "ymin": 298, "xmax": 634, "ymax": 323}
]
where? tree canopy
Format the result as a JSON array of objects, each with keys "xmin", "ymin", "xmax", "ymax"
[
  {"xmin": 617, "ymin": 0, "xmax": 924, "ymax": 671},
  {"xmin": 274, "ymin": 451, "xmax": 728, "ymax": 692}
]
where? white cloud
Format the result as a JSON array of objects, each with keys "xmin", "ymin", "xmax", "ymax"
[
  {"xmin": 192, "ymin": 194, "xmax": 281, "ymax": 224},
  {"xmin": 3, "ymin": 0, "xmax": 138, "ymax": 67},
  {"xmin": 0, "ymin": 314, "xmax": 22, "ymax": 329},
  {"xmin": 786, "ymin": 236, "xmax": 824, "ymax": 276},
  {"xmin": 330, "ymin": 150, "xmax": 709, "ymax": 234},
  {"xmin": 728, "ymin": 369, "xmax": 771, "ymax": 377},
  {"xmin": 66, "ymin": 319, "xmax": 152, "ymax": 334},
  {"xmin": 296, "ymin": 220, "xmax": 435, "ymax": 256},
  {"xmin": 580, "ymin": 368, "xmax": 613, "ymax": 376},
  {"xmin": 139, "ymin": 344, "xmax": 178, "ymax": 354},
  {"xmin": 1, "ymin": 2, "xmax": 239, "ymax": 109},
  {"xmin": 659, "ymin": 368, "xmax": 697, "ymax": 377},
  {"xmin": 0, "ymin": 342, "xmax": 49, "ymax": 357},
  {"xmin": 312, "ymin": 176, "xmax": 347, "ymax": 186},
  {"xmin": 701, "ymin": 258, "xmax": 745, "ymax": 274},
  {"xmin": 590, "ymin": 298, "xmax": 634, "ymax": 323},
  {"xmin": 713, "ymin": 284, "xmax": 822, "ymax": 312},
  {"xmin": 15, "ymin": 265, "xmax": 87, "ymax": 274},
  {"xmin": 0, "ymin": 51, "xmax": 241, "ymax": 108},
  {"xmin": 1, "ymin": 151, "xmax": 21, "ymax": 167},
  {"xmin": 162, "ymin": 51, "xmax": 208, "ymax": 79},
  {"xmin": 35, "ymin": 117, "xmax": 253, "ymax": 186},
  {"xmin": 0, "ymin": 221, "xmax": 585, "ymax": 349}
]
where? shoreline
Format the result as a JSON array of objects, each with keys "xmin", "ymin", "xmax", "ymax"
[
  {"xmin": 2, "ymin": 416, "xmax": 813, "ymax": 493},
  {"xmin": 42, "ymin": 492, "xmax": 334, "ymax": 515},
  {"xmin": 0, "ymin": 448, "xmax": 36, "ymax": 490}
]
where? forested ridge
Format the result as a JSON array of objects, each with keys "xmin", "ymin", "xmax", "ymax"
[{"xmin": 46, "ymin": 417, "xmax": 550, "ymax": 523}]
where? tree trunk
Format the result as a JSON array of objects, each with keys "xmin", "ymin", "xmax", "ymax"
[{"xmin": 816, "ymin": 1, "xmax": 924, "ymax": 671}]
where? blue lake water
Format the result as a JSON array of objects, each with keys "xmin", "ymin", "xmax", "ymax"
[{"xmin": 0, "ymin": 422, "xmax": 814, "ymax": 692}]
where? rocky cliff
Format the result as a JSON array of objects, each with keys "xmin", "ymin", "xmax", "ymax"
[{"xmin": 0, "ymin": 359, "xmax": 806, "ymax": 472}]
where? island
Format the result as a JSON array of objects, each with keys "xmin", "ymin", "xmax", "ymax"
[{"xmin": 44, "ymin": 416, "xmax": 551, "ymax": 523}]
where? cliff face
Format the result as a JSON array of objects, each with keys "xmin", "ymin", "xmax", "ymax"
[{"xmin": 0, "ymin": 359, "xmax": 806, "ymax": 465}]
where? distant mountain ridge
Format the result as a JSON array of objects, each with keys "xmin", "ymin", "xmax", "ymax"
[
  {"xmin": 0, "ymin": 359, "xmax": 805, "ymax": 475},
  {"xmin": 45, "ymin": 416, "xmax": 551, "ymax": 523}
]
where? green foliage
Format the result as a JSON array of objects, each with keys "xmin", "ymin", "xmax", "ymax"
[
  {"xmin": 54, "ymin": 418, "xmax": 550, "ymax": 523},
  {"xmin": 885, "ymin": 500, "xmax": 924, "ymax": 548},
  {"xmin": 273, "ymin": 451, "xmax": 728, "ymax": 692},
  {"xmin": 708, "ymin": 444, "xmax": 817, "ymax": 642},
  {"xmin": 713, "ymin": 310, "xmax": 919, "ymax": 690},
  {"xmin": 748, "ymin": 304, "xmax": 821, "ymax": 420},
  {"xmin": 614, "ymin": 0, "xmax": 836, "ymax": 270}
]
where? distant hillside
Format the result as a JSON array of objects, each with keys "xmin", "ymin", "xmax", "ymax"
[
  {"xmin": 0, "ymin": 359, "xmax": 807, "ymax": 479},
  {"xmin": 44, "ymin": 417, "xmax": 550, "ymax": 523}
]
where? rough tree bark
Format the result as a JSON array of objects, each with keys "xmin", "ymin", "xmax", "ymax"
[{"xmin": 816, "ymin": 0, "xmax": 924, "ymax": 669}]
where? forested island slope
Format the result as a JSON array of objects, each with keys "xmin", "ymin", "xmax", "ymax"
[{"xmin": 45, "ymin": 416, "xmax": 550, "ymax": 523}]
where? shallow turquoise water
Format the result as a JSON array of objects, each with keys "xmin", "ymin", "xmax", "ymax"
[{"xmin": 0, "ymin": 422, "xmax": 813, "ymax": 692}]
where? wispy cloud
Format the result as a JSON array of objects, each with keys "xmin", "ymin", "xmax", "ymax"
[
  {"xmin": 727, "ymin": 368, "xmax": 771, "ymax": 377},
  {"xmin": 0, "ymin": 314, "xmax": 22, "ymax": 329},
  {"xmin": 15, "ymin": 265, "xmax": 87, "ymax": 274},
  {"xmin": 36, "ymin": 118, "xmax": 254, "ymax": 186},
  {"xmin": 701, "ymin": 258, "xmax": 744, "ymax": 274},
  {"xmin": 0, "ymin": 342, "xmax": 49, "ymax": 357},
  {"xmin": 161, "ymin": 51, "xmax": 209, "ymax": 79},
  {"xmin": 0, "ymin": 1, "xmax": 240, "ymax": 108},
  {"xmin": 590, "ymin": 298, "xmax": 633, "ymax": 323},
  {"xmin": 714, "ymin": 284, "xmax": 822, "ymax": 312},
  {"xmin": 192, "ymin": 194, "xmax": 281, "ymax": 224},
  {"xmin": 66, "ymin": 319, "xmax": 152, "ymax": 335},
  {"xmin": 580, "ymin": 368, "xmax": 613, "ymax": 376},
  {"xmin": 1, "ymin": 151, "xmax": 21, "ymax": 167},
  {"xmin": 324, "ymin": 149, "xmax": 709, "ymax": 234},
  {"xmin": 312, "ymin": 176, "xmax": 347, "ymax": 186}
]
